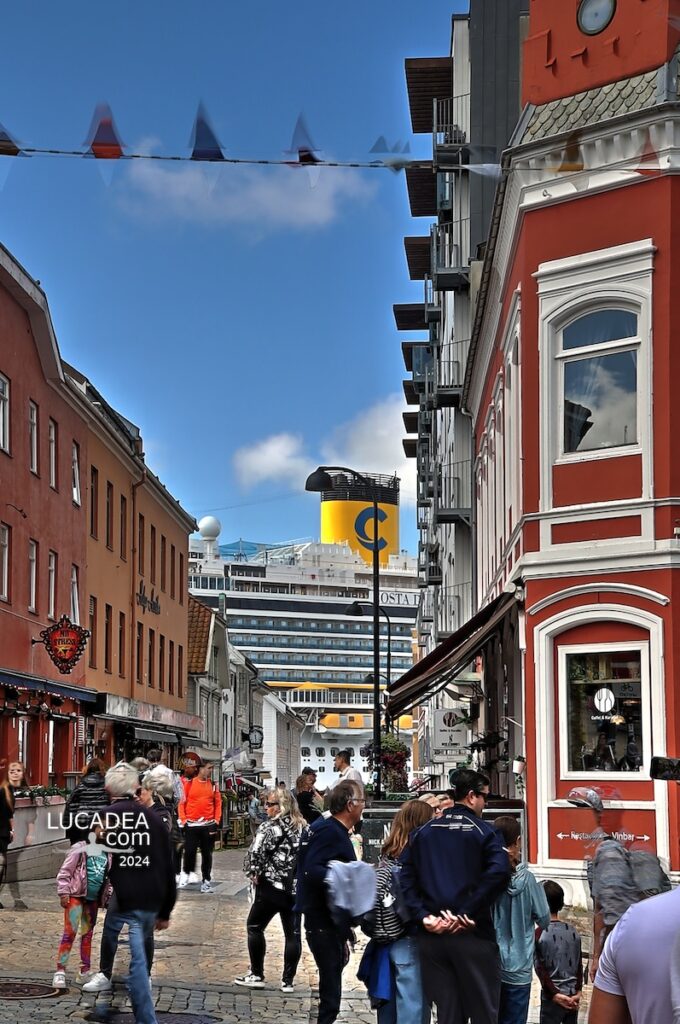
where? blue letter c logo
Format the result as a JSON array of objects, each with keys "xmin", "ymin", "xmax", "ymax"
[{"xmin": 355, "ymin": 506, "xmax": 388, "ymax": 553}]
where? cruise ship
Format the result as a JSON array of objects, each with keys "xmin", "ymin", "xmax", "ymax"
[{"xmin": 188, "ymin": 478, "xmax": 418, "ymax": 783}]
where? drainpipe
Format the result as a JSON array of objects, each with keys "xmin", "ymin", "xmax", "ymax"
[{"xmin": 130, "ymin": 465, "xmax": 147, "ymax": 701}]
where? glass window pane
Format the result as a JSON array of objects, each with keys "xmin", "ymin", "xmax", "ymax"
[
  {"xmin": 566, "ymin": 651, "xmax": 643, "ymax": 772},
  {"xmin": 563, "ymin": 350, "xmax": 637, "ymax": 452},
  {"xmin": 563, "ymin": 310, "xmax": 637, "ymax": 350}
]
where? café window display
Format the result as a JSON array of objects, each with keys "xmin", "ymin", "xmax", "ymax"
[{"xmin": 563, "ymin": 647, "xmax": 646, "ymax": 774}]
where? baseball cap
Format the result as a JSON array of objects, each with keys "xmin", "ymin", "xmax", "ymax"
[
  {"xmin": 182, "ymin": 752, "xmax": 203, "ymax": 768},
  {"xmin": 567, "ymin": 786, "xmax": 604, "ymax": 813}
]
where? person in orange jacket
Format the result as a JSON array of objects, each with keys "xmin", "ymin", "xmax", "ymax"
[{"xmin": 178, "ymin": 759, "xmax": 222, "ymax": 893}]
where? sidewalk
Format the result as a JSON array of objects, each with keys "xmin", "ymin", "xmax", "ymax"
[{"xmin": 0, "ymin": 848, "xmax": 591, "ymax": 1023}]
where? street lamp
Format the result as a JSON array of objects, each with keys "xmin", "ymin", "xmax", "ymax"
[{"xmin": 306, "ymin": 465, "xmax": 383, "ymax": 800}]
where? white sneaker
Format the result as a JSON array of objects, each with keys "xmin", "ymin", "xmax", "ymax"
[
  {"xmin": 186, "ymin": 871, "xmax": 199, "ymax": 884},
  {"xmin": 200, "ymin": 880, "xmax": 214, "ymax": 893},
  {"xmin": 52, "ymin": 970, "xmax": 67, "ymax": 989},
  {"xmin": 76, "ymin": 971, "xmax": 94, "ymax": 985},
  {"xmin": 177, "ymin": 872, "xmax": 189, "ymax": 888},
  {"xmin": 82, "ymin": 972, "xmax": 112, "ymax": 993},
  {"xmin": 234, "ymin": 973, "xmax": 264, "ymax": 988},
  {"xmin": 281, "ymin": 981, "xmax": 295, "ymax": 993}
]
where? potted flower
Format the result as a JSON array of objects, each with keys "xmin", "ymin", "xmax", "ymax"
[{"xmin": 512, "ymin": 754, "xmax": 526, "ymax": 776}]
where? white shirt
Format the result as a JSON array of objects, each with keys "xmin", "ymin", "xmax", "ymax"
[
  {"xmin": 328, "ymin": 765, "xmax": 364, "ymax": 793},
  {"xmin": 594, "ymin": 887, "xmax": 680, "ymax": 1023}
]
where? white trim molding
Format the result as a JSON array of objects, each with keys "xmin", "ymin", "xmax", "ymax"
[
  {"xmin": 532, "ymin": 603, "xmax": 669, "ymax": 872},
  {"xmin": 527, "ymin": 582, "xmax": 670, "ymax": 616}
]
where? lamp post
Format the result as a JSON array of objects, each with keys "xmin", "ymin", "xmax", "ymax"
[{"xmin": 306, "ymin": 465, "xmax": 383, "ymax": 800}]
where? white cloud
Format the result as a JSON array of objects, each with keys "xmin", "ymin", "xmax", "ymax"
[
  {"xmin": 233, "ymin": 432, "xmax": 315, "ymax": 490},
  {"xmin": 116, "ymin": 139, "xmax": 377, "ymax": 232},
  {"xmin": 232, "ymin": 394, "xmax": 417, "ymax": 507}
]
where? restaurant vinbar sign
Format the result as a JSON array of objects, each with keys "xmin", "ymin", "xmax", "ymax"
[{"xmin": 33, "ymin": 614, "xmax": 90, "ymax": 674}]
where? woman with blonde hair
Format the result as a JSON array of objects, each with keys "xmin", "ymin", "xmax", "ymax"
[
  {"xmin": 0, "ymin": 763, "xmax": 14, "ymax": 893},
  {"xmin": 365, "ymin": 798, "xmax": 434, "ymax": 1024},
  {"xmin": 294, "ymin": 772, "xmax": 321, "ymax": 824},
  {"xmin": 235, "ymin": 788, "xmax": 304, "ymax": 993}
]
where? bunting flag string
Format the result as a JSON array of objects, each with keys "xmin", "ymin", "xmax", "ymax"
[{"xmin": 0, "ymin": 102, "xmax": 670, "ymax": 181}]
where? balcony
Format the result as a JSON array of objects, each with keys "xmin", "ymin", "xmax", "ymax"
[
  {"xmin": 403, "ymin": 438, "xmax": 417, "ymax": 459},
  {"xmin": 417, "ymin": 499, "xmax": 431, "ymax": 532},
  {"xmin": 431, "ymin": 221, "xmax": 469, "ymax": 291},
  {"xmin": 434, "ymin": 460, "xmax": 472, "ymax": 527},
  {"xmin": 405, "ymin": 163, "xmax": 437, "ymax": 217},
  {"xmin": 419, "ymin": 588, "xmax": 434, "ymax": 624},
  {"xmin": 426, "ymin": 338, "xmax": 469, "ymax": 409},
  {"xmin": 394, "ymin": 303, "xmax": 427, "ymax": 332},
  {"xmin": 403, "ymin": 411, "xmax": 419, "ymax": 435},
  {"xmin": 405, "ymin": 57, "xmax": 454, "ymax": 134},
  {"xmin": 404, "ymin": 236, "xmax": 432, "ymax": 281},
  {"xmin": 433, "ymin": 96, "xmax": 470, "ymax": 167},
  {"xmin": 425, "ymin": 545, "xmax": 442, "ymax": 586},
  {"xmin": 424, "ymin": 275, "xmax": 441, "ymax": 324},
  {"xmin": 435, "ymin": 581, "xmax": 472, "ymax": 642}
]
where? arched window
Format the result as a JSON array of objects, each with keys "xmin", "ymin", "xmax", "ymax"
[{"xmin": 559, "ymin": 308, "xmax": 639, "ymax": 454}]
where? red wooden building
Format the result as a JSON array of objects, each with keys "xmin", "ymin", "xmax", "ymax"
[{"xmin": 0, "ymin": 244, "xmax": 94, "ymax": 786}]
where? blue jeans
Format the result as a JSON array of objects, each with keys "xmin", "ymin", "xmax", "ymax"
[
  {"xmin": 377, "ymin": 936, "xmax": 430, "ymax": 1024},
  {"xmin": 123, "ymin": 910, "xmax": 158, "ymax": 1024},
  {"xmin": 499, "ymin": 982, "xmax": 532, "ymax": 1024}
]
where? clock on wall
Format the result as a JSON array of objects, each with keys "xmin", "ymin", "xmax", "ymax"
[{"xmin": 577, "ymin": 0, "xmax": 617, "ymax": 35}]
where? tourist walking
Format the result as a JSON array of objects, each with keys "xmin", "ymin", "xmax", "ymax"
[
  {"xmin": 235, "ymin": 788, "xmax": 304, "ymax": 992},
  {"xmin": 0, "ymin": 764, "xmax": 14, "ymax": 899},
  {"xmin": 296, "ymin": 779, "xmax": 363, "ymax": 1024},
  {"xmin": 86, "ymin": 762, "xmax": 176, "ymax": 1024},
  {"xmin": 295, "ymin": 773, "xmax": 322, "ymax": 824},
  {"xmin": 52, "ymin": 835, "xmax": 112, "ymax": 988},
  {"xmin": 360, "ymin": 798, "xmax": 434, "ymax": 1024},
  {"xmin": 179, "ymin": 760, "xmax": 221, "ymax": 892},
  {"xmin": 492, "ymin": 815, "xmax": 550, "ymax": 1024},
  {"xmin": 64, "ymin": 758, "xmax": 109, "ymax": 844},
  {"xmin": 399, "ymin": 769, "xmax": 510, "ymax": 1024}
]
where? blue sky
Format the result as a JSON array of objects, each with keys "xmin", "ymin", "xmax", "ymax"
[{"xmin": 0, "ymin": 1, "xmax": 466, "ymax": 553}]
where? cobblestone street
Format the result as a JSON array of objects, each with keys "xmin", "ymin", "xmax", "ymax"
[{"xmin": 0, "ymin": 849, "xmax": 592, "ymax": 1023}]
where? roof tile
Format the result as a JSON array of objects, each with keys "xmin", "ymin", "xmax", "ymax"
[{"xmin": 187, "ymin": 594, "xmax": 213, "ymax": 675}]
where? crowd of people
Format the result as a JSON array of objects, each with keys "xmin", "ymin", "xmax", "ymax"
[{"xmin": 0, "ymin": 749, "xmax": 676, "ymax": 1024}]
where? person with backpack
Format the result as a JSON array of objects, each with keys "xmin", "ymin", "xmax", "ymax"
[
  {"xmin": 64, "ymin": 758, "xmax": 109, "ymax": 845},
  {"xmin": 178, "ymin": 760, "xmax": 222, "ymax": 893},
  {"xmin": 52, "ymin": 835, "xmax": 112, "ymax": 988},
  {"xmin": 568, "ymin": 787, "xmax": 671, "ymax": 980},
  {"xmin": 492, "ymin": 815, "xmax": 550, "ymax": 1024},
  {"xmin": 235, "ymin": 788, "xmax": 304, "ymax": 992},
  {"xmin": 359, "ymin": 798, "xmax": 434, "ymax": 1024}
]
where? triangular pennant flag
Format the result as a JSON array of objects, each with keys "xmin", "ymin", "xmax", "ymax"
[
  {"xmin": 369, "ymin": 135, "xmax": 389, "ymax": 154},
  {"xmin": 0, "ymin": 121, "xmax": 21, "ymax": 157},
  {"xmin": 556, "ymin": 131, "xmax": 584, "ymax": 174},
  {"xmin": 190, "ymin": 103, "xmax": 224, "ymax": 161},
  {"xmin": 391, "ymin": 140, "xmax": 403, "ymax": 153},
  {"xmin": 635, "ymin": 127, "xmax": 662, "ymax": 177},
  {"xmin": 285, "ymin": 114, "xmax": 321, "ymax": 165},
  {"xmin": 86, "ymin": 103, "xmax": 125, "ymax": 159}
]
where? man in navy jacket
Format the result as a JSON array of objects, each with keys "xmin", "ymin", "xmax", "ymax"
[
  {"xmin": 400, "ymin": 769, "xmax": 510, "ymax": 1024},
  {"xmin": 296, "ymin": 780, "xmax": 362, "ymax": 1024}
]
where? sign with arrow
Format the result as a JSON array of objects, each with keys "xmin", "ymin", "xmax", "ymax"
[{"xmin": 548, "ymin": 807, "xmax": 656, "ymax": 859}]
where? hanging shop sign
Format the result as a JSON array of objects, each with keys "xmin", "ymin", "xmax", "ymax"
[{"xmin": 33, "ymin": 615, "xmax": 90, "ymax": 674}]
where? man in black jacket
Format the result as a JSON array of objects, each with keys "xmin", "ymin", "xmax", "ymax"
[
  {"xmin": 400, "ymin": 769, "xmax": 510, "ymax": 1024},
  {"xmin": 296, "ymin": 780, "xmax": 363, "ymax": 1024},
  {"xmin": 91, "ymin": 762, "xmax": 176, "ymax": 1024}
]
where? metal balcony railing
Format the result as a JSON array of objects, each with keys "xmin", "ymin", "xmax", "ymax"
[
  {"xmin": 431, "ymin": 220, "xmax": 470, "ymax": 290},
  {"xmin": 435, "ymin": 581, "xmax": 472, "ymax": 641},
  {"xmin": 424, "ymin": 275, "xmax": 441, "ymax": 324},
  {"xmin": 426, "ymin": 338, "xmax": 469, "ymax": 408},
  {"xmin": 434, "ymin": 460, "xmax": 472, "ymax": 527},
  {"xmin": 417, "ymin": 500, "xmax": 431, "ymax": 532},
  {"xmin": 419, "ymin": 588, "xmax": 435, "ymax": 625},
  {"xmin": 433, "ymin": 96, "xmax": 469, "ymax": 155},
  {"xmin": 411, "ymin": 345, "xmax": 434, "ymax": 387}
]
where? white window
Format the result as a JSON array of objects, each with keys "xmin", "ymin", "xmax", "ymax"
[
  {"xmin": 47, "ymin": 550, "xmax": 57, "ymax": 619},
  {"xmin": 48, "ymin": 419, "xmax": 58, "ymax": 489},
  {"xmin": 0, "ymin": 522, "xmax": 9, "ymax": 601},
  {"xmin": 28, "ymin": 400, "xmax": 38, "ymax": 474},
  {"xmin": 0, "ymin": 373, "xmax": 9, "ymax": 453},
  {"xmin": 28, "ymin": 539, "xmax": 37, "ymax": 612},
  {"xmin": 559, "ymin": 309, "xmax": 639, "ymax": 455},
  {"xmin": 558, "ymin": 641, "xmax": 650, "ymax": 780},
  {"xmin": 70, "ymin": 564, "xmax": 80, "ymax": 624},
  {"xmin": 71, "ymin": 442, "xmax": 81, "ymax": 505}
]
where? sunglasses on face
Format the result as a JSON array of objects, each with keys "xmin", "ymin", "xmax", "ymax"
[
  {"xmin": 265, "ymin": 800, "xmax": 280, "ymax": 807},
  {"xmin": 475, "ymin": 791, "xmax": 489, "ymax": 803}
]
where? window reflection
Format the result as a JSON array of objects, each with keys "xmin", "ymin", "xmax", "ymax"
[
  {"xmin": 566, "ymin": 651, "xmax": 643, "ymax": 772},
  {"xmin": 563, "ymin": 351, "xmax": 637, "ymax": 452},
  {"xmin": 563, "ymin": 309, "xmax": 637, "ymax": 350}
]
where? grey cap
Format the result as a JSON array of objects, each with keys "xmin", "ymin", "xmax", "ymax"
[{"xmin": 567, "ymin": 786, "xmax": 604, "ymax": 813}]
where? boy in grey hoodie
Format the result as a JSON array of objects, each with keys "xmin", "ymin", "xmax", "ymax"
[{"xmin": 492, "ymin": 815, "xmax": 550, "ymax": 1024}]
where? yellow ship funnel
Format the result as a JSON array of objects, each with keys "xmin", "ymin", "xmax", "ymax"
[{"xmin": 319, "ymin": 472, "xmax": 400, "ymax": 567}]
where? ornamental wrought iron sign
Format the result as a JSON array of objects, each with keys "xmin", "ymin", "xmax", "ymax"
[{"xmin": 33, "ymin": 614, "xmax": 90, "ymax": 674}]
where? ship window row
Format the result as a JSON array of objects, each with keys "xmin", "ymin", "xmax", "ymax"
[
  {"xmin": 228, "ymin": 632, "xmax": 411, "ymax": 654},
  {"xmin": 265, "ymin": 668, "xmax": 385, "ymax": 684},
  {"xmin": 227, "ymin": 616, "xmax": 412, "ymax": 637},
  {"xmin": 301, "ymin": 746, "xmax": 361, "ymax": 758},
  {"xmin": 279, "ymin": 689, "xmax": 375, "ymax": 705},
  {"xmin": 243, "ymin": 650, "xmax": 408, "ymax": 669}
]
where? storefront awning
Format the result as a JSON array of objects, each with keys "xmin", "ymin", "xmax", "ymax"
[
  {"xmin": 133, "ymin": 727, "xmax": 179, "ymax": 745},
  {"xmin": 0, "ymin": 669, "xmax": 98, "ymax": 703},
  {"xmin": 386, "ymin": 593, "xmax": 517, "ymax": 718}
]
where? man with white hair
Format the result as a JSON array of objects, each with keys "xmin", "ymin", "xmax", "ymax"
[{"xmin": 83, "ymin": 763, "xmax": 175, "ymax": 1024}]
